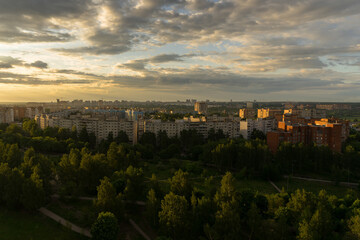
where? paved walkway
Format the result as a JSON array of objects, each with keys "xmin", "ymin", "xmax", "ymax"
[
  {"xmin": 284, "ymin": 175, "xmax": 359, "ymax": 187},
  {"xmin": 51, "ymin": 194, "xmax": 146, "ymax": 206},
  {"xmin": 268, "ymin": 180, "xmax": 281, "ymax": 193},
  {"xmin": 129, "ymin": 219, "xmax": 151, "ymax": 240},
  {"xmin": 39, "ymin": 207, "xmax": 92, "ymax": 238}
]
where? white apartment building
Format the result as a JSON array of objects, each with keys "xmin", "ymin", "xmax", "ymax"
[
  {"xmin": 240, "ymin": 118, "xmax": 276, "ymax": 139},
  {"xmin": 143, "ymin": 117, "xmax": 241, "ymax": 139},
  {"xmin": 36, "ymin": 114, "xmax": 135, "ymax": 142},
  {"xmin": 0, "ymin": 108, "xmax": 14, "ymax": 124},
  {"xmin": 36, "ymin": 113, "xmax": 272, "ymax": 144},
  {"xmin": 144, "ymin": 119, "xmax": 189, "ymax": 138},
  {"xmin": 25, "ymin": 107, "xmax": 43, "ymax": 119}
]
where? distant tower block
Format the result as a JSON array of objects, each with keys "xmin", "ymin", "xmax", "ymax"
[{"xmin": 194, "ymin": 102, "xmax": 208, "ymax": 114}]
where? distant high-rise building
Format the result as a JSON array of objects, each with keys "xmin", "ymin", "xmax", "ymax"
[
  {"xmin": 194, "ymin": 102, "xmax": 207, "ymax": 114},
  {"xmin": 239, "ymin": 108, "xmax": 257, "ymax": 119},
  {"xmin": 240, "ymin": 118, "xmax": 276, "ymax": 139},
  {"xmin": 257, "ymin": 108, "xmax": 282, "ymax": 119}
]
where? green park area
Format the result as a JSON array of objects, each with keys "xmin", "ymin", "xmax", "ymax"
[
  {"xmin": 274, "ymin": 178, "xmax": 357, "ymax": 197},
  {"xmin": 0, "ymin": 207, "xmax": 87, "ymax": 240},
  {"xmin": 1, "ymin": 120, "xmax": 360, "ymax": 239}
]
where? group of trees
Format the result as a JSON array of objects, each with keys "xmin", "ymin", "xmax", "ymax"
[
  {"xmin": 143, "ymin": 171, "xmax": 360, "ymax": 240},
  {"xmin": 2, "ymin": 117, "xmax": 360, "ymax": 239},
  {"xmin": 57, "ymin": 142, "xmax": 142, "ymax": 195},
  {"xmin": 0, "ymin": 143, "xmax": 52, "ymax": 210}
]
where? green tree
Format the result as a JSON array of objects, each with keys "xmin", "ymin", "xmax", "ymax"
[
  {"xmin": 123, "ymin": 165, "xmax": 144, "ymax": 201},
  {"xmin": 80, "ymin": 153, "xmax": 111, "ymax": 194},
  {"xmin": 95, "ymin": 177, "xmax": 123, "ymax": 218},
  {"xmin": 91, "ymin": 212, "xmax": 119, "ymax": 240},
  {"xmin": 23, "ymin": 119, "xmax": 40, "ymax": 136},
  {"xmin": 6, "ymin": 144, "xmax": 22, "ymax": 168},
  {"xmin": 297, "ymin": 206, "xmax": 333, "ymax": 240},
  {"xmin": 250, "ymin": 129, "xmax": 266, "ymax": 140},
  {"xmin": 57, "ymin": 127, "xmax": 70, "ymax": 140},
  {"xmin": 159, "ymin": 192, "xmax": 189, "ymax": 239},
  {"xmin": 107, "ymin": 142, "xmax": 120, "ymax": 170},
  {"xmin": 213, "ymin": 199, "xmax": 241, "ymax": 239},
  {"xmin": 348, "ymin": 214, "xmax": 360, "ymax": 239},
  {"xmin": 146, "ymin": 189, "xmax": 160, "ymax": 226},
  {"xmin": 247, "ymin": 203, "xmax": 262, "ymax": 240},
  {"xmin": 0, "ymin": 163, "xmax": 11, "ymax": 203},
  {"xmin": 115, "ymin": 131, "xmax": 129, "ymax": 144},
  {"xmin": 4, "ymin": 168, "xmax": 24, "ymax": 208},
  {"xmin": 169, "ymin": 169, "xmax": 192, "ymax": 199},
  {"xmin": 139, "ymin": 132, "xmax": 156, "ymax": 147},
  {"xmin": 21, "ymin": 166, "xmax": 45, "ymax": 210},
  {"xmin": 71, "ymin": 125, "xmax": 78, "ymax": 140},
  {"xmin": 191, "ymin": 194, "xmax": 215, "ymax": 238},
  {"xmin": 79, "ymin": 127, "xmax": 89, "ymax": 142},
  {"xmin": 214, "ymin": 172, "xmax": 236, "ymax": 205},
  {"xmin": 149, "ymin": 173, "xmax": 163, "ymax": 199}
]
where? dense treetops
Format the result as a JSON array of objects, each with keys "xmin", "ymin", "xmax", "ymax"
[{"xmin": 1, "ymin": 119, "xmax": 360, "ymax": 239}]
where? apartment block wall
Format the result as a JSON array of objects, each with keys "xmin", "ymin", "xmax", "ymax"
[
  {"xmin": 267, "ymin": 119, "xmax": 347, "ymax": 153},
  {"xmin": 239, "ymin": 109, "xmax": 257, "ymax": 119}
]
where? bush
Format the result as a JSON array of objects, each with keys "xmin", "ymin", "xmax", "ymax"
[{"xmin": 91, "ymin": 212, "xmax": 118, "ymax": 240}]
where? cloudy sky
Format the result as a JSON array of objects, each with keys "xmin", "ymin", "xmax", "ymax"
[{"xmin": 1, "ymin": 0, "xmax": 360, "ymax": 102}]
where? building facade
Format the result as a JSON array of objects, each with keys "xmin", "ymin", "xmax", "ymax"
[{"xmin": 267, "ymin": 118, "xmax": 349, "ymax": 152}]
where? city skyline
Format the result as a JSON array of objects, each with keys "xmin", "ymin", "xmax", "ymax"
[{"xmin": 1, "ymin": 0, "xmax": 360, "ymax": 102}]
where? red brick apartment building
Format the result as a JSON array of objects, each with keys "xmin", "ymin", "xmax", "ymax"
[{"xmin": 267, "ymin": 118, "xmax": 349, "ymax": 153}]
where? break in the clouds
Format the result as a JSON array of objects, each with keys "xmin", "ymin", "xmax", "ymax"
[{"xmin": 1, "ymin": 0, "xmax": 360, "ymax": 101}]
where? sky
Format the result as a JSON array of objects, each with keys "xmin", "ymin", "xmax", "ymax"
[{"xmin": 0, "ymin": 0, "xmax": 360, "ymax": 102}]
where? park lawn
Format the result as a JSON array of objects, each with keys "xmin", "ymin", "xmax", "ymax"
[
  {"xmin": 192, "ymin": 176, "xmax": 277, "ymax": 195},
  {"xmin": 46, "ymin": 199, "xmax": 96, "ymax": 228},
  {"xmin": 0, "ymin": 207, "xmax": 87, "ymax": 240},
  {"xmin": 233, "ymin": 179, "xmax": 278, "ymax": 194},
  {"xmin": 274, "ymin": 178, "xmax": 356, "ymax": 197},
  {"xmin": 141, "ymin": 161, "xmax": 177, "ymax": 180}
]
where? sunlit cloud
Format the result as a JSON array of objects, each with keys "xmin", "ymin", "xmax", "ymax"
[{"xmin": 0, "ymin": 0, "xmax": 360, "ymax": 101}]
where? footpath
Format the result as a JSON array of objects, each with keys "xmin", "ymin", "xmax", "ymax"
[
  {"xmin": 39, "ymin": 207, "xmax": 92, "ymax": 238},
  {"xmin": 40, "ymin": 196, "xmax": 152, "ymax": 239}
]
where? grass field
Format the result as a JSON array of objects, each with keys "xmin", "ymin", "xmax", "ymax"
[
  {"xmin": 0, "ymin": 207, "xmax": 87, "ymax": 240},
  {"xmin": 274, "ymin": 178, "xmax": 356, "ymax": 197}
]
